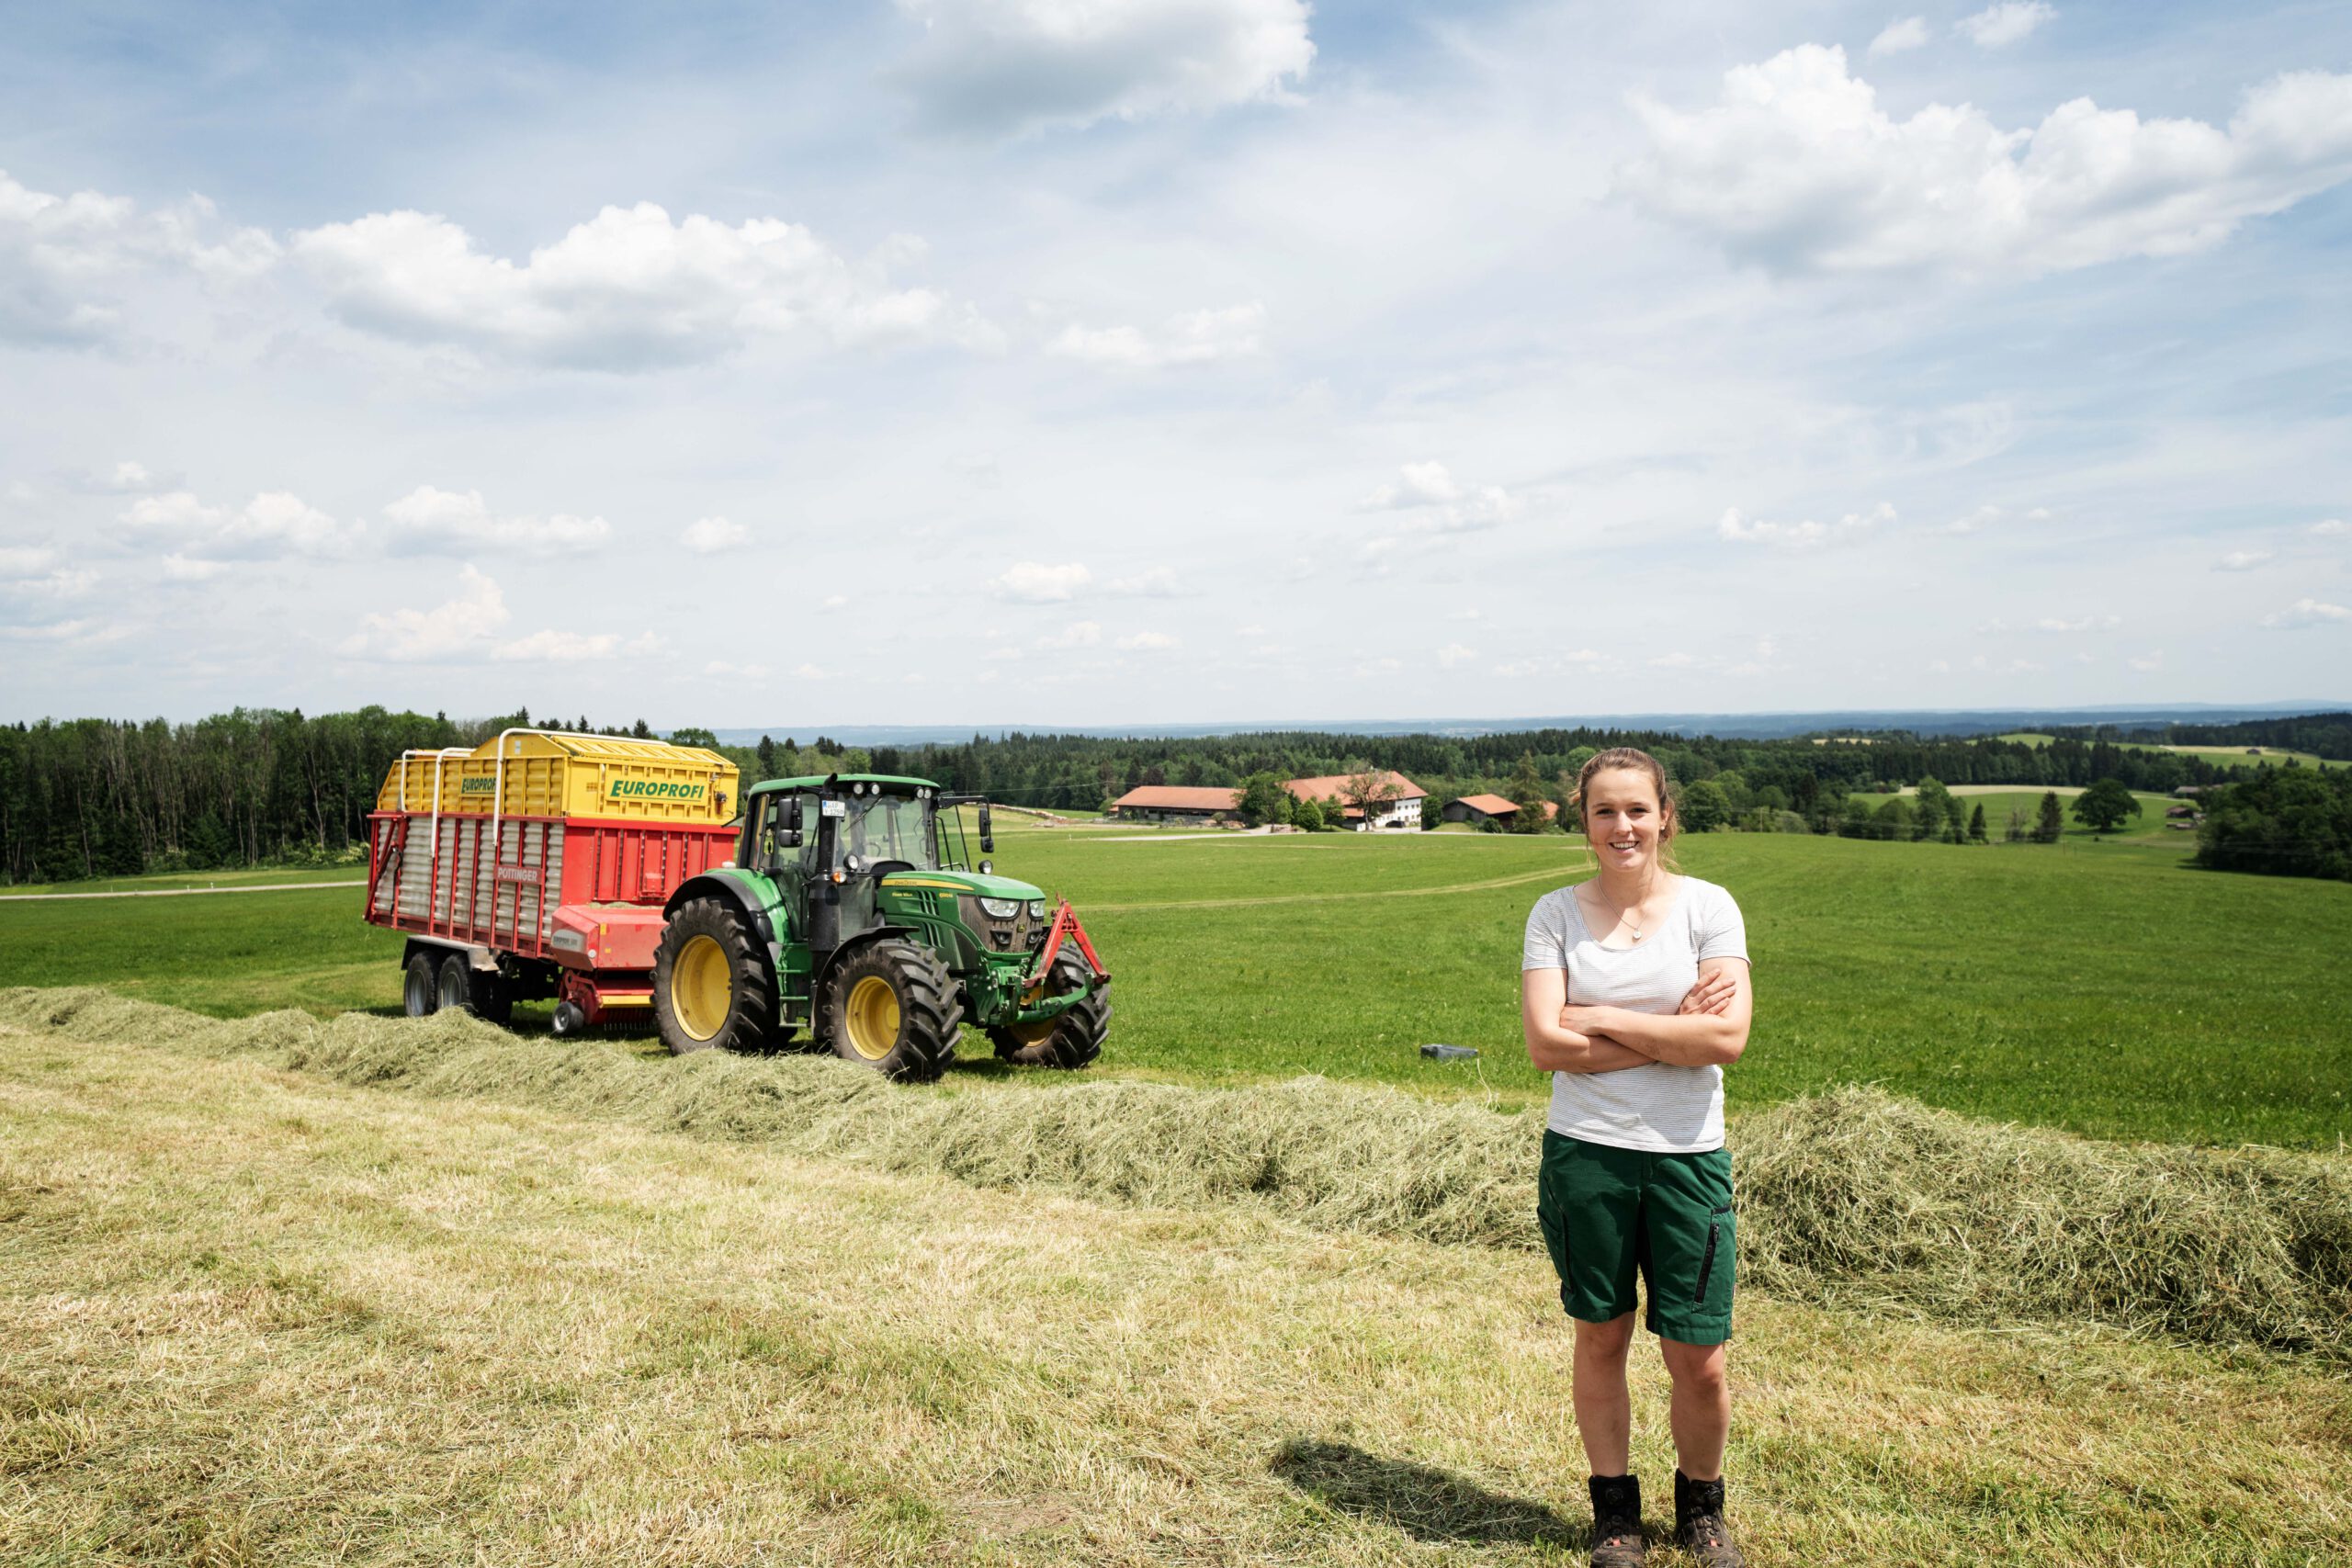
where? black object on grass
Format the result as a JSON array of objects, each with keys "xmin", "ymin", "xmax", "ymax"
[{"xmin": 1419, "ymin": 1043, "xmax": 1478, "ymax": 1061}]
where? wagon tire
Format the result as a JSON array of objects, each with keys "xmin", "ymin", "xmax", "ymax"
[
  {"xmin": 401, "ymin": 953, "xmax": 438, "ymax": 1018},
  {"xmin": 469, "ymin": 968, "xmax": 514, "ymax": 1027},
  {"xmin": 653, "ymin": 897, "xmax": 775, "ymax": 1056},
  {"xmin": 821, "ymin": 940, "xmax": 957, "ymax": 1082},
  {"xmin": 988, "ymin": 952, "xmax": 1108, "ymax": 1070},
  {"xmin": 436, "ymin": 953, "xmax": 474, "ymax": 1014}
]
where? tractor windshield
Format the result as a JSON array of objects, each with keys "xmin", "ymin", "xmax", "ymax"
[{"xmin": 842, "ymin": 792, "xmax": 934, "ymax": 870}]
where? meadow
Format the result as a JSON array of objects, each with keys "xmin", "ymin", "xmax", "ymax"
[
  {"xmin": 1, "ymin": 823, "xmax": 2345, "ymax": 1147},
  {"xmin": 1995, "ymin": 730, "xmax": 2341, "ymax": 772}
]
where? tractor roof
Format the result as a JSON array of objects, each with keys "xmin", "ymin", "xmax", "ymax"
[{"xmin": 746, "ymin": 773, "xmax": 942, "ymax": 795}]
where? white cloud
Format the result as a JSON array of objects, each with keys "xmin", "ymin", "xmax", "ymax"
[
  {"xmin": 820, "ymin": 593, "xmax": 848, "ymax": 610},
  {"xmin": 1106, "ymin": 565, "xmax": 1182, "ymax": 596},
  {"xmin": 1939, "ymin": 502, "xmax": 2049, "ymax": 535},
  {"xmin": 992, "ymin": 560, "xmax": 1091, "ymax": 602},
  {"xmin": 1868, "ymin": 17, "xmax": 1931, "ymax": 56},
  {"xmin": 2031, "ymin": 615, "xmax": 2120, "ymax": 633},
  {"xmin": 1436, "ymin": 643, "xmax": 1477, "ymax": 669},
  {"xmin": 118, "ymin": 489, "xmax": 352, "ymax": 558},
  {"xmin": 1359, "ymin": 461, "xmax": 1522, "ymax": 540},
  {"xmin": 1041, "ymin": 620, "xmax": 1102, "ymax": 649},
  {"xmin": 1621, "ymin": 49, "xmax": 2352, "ymax": 277},
  {"xmin": 704, "ymin": 659, "xmax": 772, "ymax": 678},
  {"xmin": 87, "ymin": 459, "xmax": 168, "ymax": 494},
  {"xmin": 338, "ymin": 565, "xmax": 507, "ymax": 661},
  {"xmin": 1956, "ymin": 2, "xmax": 2055, "ymax": 48},
  {"xmin": 0, "ymin": 169, "xmax": 277, "ymax": 346},
  {"xmin": 1717, "ymin": 501, "xmax": 1893, "ymax": 548},
  {"xmin": 792, "ymin": 661, "xmax": 832, "ymax": 680},
  {"xmin": 0, "ymin": 546, "xmax": 57, "ymax": 579},
  {"xmin": 1049, "ymin": 302, "xmax": 1264, "ymax": 368},
  {"xmin": 682, "ymin": 515, "xmax": 750, "ymax": 554},
  {"xmin": 293, "ymin": 202, "xmax": 979, "ymax": 370},
  {"xmin": 891, "ymin": 0, "xmax": 1314, "ymax": 138},
  {"xmin": 2312, "ymin": 519, "xmax": 2348, "ymax": 537},
  {"xmin": 159, "ymin": 554, "xmax": 224, "ymax": 582},
  {"xmin": 381, "ymin": 486, "xmax": 608, "ymax": 556},
  {"xmin": 2214, "ymin": 549, "xmax": 2272, "ymax": 571},
  {"xmin": 0, "ymin": 546, "xmax": 96, "ymax": 604},
  {"xmin": 2263, "ymin": 598, "xmax": 2350, "ymax": 628},
  {"xmin": 1116, "ymin": 630, "xmax": 1178, "ymax": 650},
  {"xmin": 2128, "ymin": 651, "xmax": 2165, "ymax": 671}
]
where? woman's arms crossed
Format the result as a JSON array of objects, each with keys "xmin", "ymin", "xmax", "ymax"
[{"xmin": 1557, "ymin": 956, "xmax": 1753, "ymax": 1067}]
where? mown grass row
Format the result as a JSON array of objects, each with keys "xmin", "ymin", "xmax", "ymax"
[{"xmin": 8, "ymin": 986, "xmax": 2346, "ymax": 1361}]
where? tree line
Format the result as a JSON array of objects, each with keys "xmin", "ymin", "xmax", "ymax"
[{"xmin": 4, "ymin": 705, "xmax": 2341, "ymax": 883}]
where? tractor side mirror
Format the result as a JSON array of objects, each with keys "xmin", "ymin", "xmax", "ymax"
[
  {"xmin": 775, "ymin": 798, "xmax": 803, "ymax": 852},
  {"xmin": 978, "ymin": 802, "xmax": 994, "ymax": 854}
]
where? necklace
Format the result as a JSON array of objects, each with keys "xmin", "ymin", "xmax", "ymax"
[{"xmin": 1587, "ymin": 869, "xmax": 1657, "ymax": 944}]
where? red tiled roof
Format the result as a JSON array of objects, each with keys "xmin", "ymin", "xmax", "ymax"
[
  {"xmin": 1453, "ymin": 794, "xmax": 1560, "ymax": 819},
  {"xmin": 1282, "ymin": 771, "xmax": 1426, "ymax": 803},
  {"xmin": 1111, "ymin": 785, "xmax": 1242, "ymax": 812}
]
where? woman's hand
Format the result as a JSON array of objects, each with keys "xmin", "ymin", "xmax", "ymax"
[{"xmin": 1678, "ymin": 969, "xmax": 1738, "ymax": 1017}]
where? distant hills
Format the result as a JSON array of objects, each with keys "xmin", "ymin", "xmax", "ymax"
[{"xmin": 710, "ymin": 702, "xmax": 2347, "ymax": 749}]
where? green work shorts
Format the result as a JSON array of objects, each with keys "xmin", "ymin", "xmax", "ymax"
[{"xmin": 1536, "ymin": 1131, "xmax": 1736, "ymax": 1346}]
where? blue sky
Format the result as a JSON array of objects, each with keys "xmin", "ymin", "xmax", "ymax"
[{"xmin": 3, "ymin": 0, "xmax": 2347, "ymax": 728}]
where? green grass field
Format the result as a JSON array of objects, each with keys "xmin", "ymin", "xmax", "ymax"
[
  {"xmin": 2, "ymin": 828, "xmax": 2344, "ymax": 1147},
  {"xmin": 1994, "ymin": 731, "xmax": 2341, "ymax": 772}
]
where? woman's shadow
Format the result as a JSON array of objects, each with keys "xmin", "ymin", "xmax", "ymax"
[{"xmin": 1271, "ymin": 1438, "xmax": 1578, "ymax": 1547}]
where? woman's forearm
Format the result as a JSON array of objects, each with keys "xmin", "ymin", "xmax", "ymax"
[
  {"xmin": 1527, "ymin": 1028, "xmax": 1657, "ymax": 1074},
  {"xmin": 1564, "ymin": 1006, "xmax": 1747, "ymax": 1066}
]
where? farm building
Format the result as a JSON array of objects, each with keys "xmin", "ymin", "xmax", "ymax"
[
  {"xmin": 1283, "ymin": 772, "xmax": 1427, "ymax": 830},
  {"xmin": 1107, "ymin": 785, "xmax": 1242, "ymax": 825},
  {"xmin": 1441, "ymin": 793, "xmax": 1559, "ymax": 827}
]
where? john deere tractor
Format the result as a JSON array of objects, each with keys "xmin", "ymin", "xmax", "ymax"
[{"xmin": 650, "ymin": 773, "xmax": 1109, "ymax": 1079}]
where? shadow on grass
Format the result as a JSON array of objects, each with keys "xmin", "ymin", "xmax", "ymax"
[{"xmin": 1271, "ymin": 1438, "xmax": 1579, "ymax": 1547}]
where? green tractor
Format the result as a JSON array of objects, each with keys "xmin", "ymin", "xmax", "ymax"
[{"xmin": 651, "ymin": 774, "xmax": 1109, "ymax": 1080}]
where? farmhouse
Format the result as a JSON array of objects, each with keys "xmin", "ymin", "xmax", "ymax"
[
  {"xmin": 1283, "ymin": 772, "xmax": 1427, "ymax": 830},
  {"xmin": 1107, "ymin": 785, "xmax": 1242, "ymax": 825},
  {"xmin": 1441, "ymin": 793, "xmax": 1558, "ymax": 827}
]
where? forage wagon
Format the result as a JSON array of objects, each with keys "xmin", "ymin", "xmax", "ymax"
[{"xmin": 363, "ymin": 729, "xmax": 1109, "ymax": 1079}]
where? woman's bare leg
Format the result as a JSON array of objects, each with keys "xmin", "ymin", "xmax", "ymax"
[
  {"xmin": 1657, "ymin": 1337, "xmax": 1729, "ymax": 1481},
  {"xmin": 1571, "ymin": 1313, "xmax": 1637, "ymax": 1473}
]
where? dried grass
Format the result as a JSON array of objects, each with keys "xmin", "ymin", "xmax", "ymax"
[{"xmin": 7, "ymin": 985, "xmax": 2346, "ymax": 1359}]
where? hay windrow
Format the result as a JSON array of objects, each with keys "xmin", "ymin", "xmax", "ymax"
[{"xmin": 6, "ymin": 985, "xmax": 2346, "ymax": 1359}]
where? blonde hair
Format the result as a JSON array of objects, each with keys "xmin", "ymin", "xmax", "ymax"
[{"xmin": 1569, "ymin": 747, "xmax": 1681, "ymax": 872}]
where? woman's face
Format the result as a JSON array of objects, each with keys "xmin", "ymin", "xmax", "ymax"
[{"xmin": 1582, "ymin": 768, "xmax": 1665, "ymax": 874}]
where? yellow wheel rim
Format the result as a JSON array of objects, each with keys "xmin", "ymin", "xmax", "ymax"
[
  {"xmin": 844, "ymin": 975, "xmax": 901, "ymax": 1061},
  {"xmin": 674, "ymin": 933, "xmax": 732, "ymax": 1042},
  {"xmin": 1007, "ymin": 1016, "xmax": 1057, "ymax": 1046}
]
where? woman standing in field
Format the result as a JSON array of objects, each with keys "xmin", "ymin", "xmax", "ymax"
[{"xmin": 1522, "ymin": 749, "xmax": 1752, "ymax": 1568}]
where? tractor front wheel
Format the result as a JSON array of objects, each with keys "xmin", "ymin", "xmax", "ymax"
[
  {"xmin": 989, "ymin": 952, "xmax": 1108, "ymax": 1070},
  {"xmin": 821, "ymin": 940, "xmax": 957, "ymax": 1082},
  {"xmin": 654, "ymin": 897, "xmax": 777, "ymax": 1056}
]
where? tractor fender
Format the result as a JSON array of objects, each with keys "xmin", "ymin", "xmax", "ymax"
[
  {"xmin": 665, "ymin": 870, "xmax": 781, "ymax": 956},
  {"xmin": 812, "ymin": 924, "xmax": 916, "ymax": 996}
]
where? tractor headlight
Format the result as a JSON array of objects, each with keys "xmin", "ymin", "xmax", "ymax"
[
  {"xmin": 1028, "ymin": 899, "xmax": 1047, "ymax": 918},
  {"xmin": 978, "ymin": 897, "xmax": 1022, "ymax": 919}
]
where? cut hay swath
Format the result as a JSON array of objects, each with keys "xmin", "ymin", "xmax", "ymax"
[{"xmin": 6, "ymin": 985, "xmax": 2346, "ymax": 1359}]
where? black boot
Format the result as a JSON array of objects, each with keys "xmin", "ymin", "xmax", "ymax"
[
  {"xmin": 1674, "ymin": 1470, "xmax": 1746, "ymax": 1568},
  {"xmin": 1587, "ymin": 1473, "xmax": 1645, "ymax": 1568}
]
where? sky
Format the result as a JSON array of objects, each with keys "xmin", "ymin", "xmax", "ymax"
[{"xmin": 3, "ymin": 0, "xmax": 2348, "ymax": 730}]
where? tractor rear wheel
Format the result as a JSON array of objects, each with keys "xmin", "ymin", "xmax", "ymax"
[
  {"xmin": 989, "ymin": 952, "xmax": 1108, "ymax": 1070},
  {"xmin": 821, "ymin": 940, "xmax": 957, "ymax": 1082},
  {"xmin": 401, "ymin": 953, "xmax": 438, "ymax": 1018},
  {"xmin": 653, "ymin": 897, "xmax": 776, "ymax": 1056}
]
